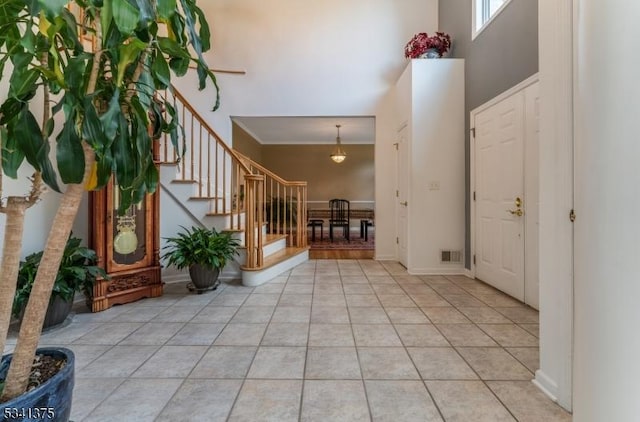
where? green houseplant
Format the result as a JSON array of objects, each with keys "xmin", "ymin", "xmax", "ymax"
[
  {"xmin": 12, "ymin": 236, "xmax": 106, "ymax": 329},
  {"xmin": 162, "ymin": 226, "xmax": 240, "ymax": 293},
  {"xmin": 0, "ymin": 0, "xmax": 218, "ymax": 409}
]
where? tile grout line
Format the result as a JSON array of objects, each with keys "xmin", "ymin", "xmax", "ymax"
[
  {"xmin": 221, "ymin": 271, "xmax": 290, "ymax": 421},
  {"xmin": 153, "ymin": 285, "xmax": 242, "ymax": 419},
  {"xmin": 438, "ymin": 274, "xmax": 533, "ymax": 420},
  {"xmin": 349, "ymin": 259, "xmax": 374, "ymax": 422},
  {"xmin": 298, "ymin": 258, "xmax": 317, "ymax": 421}
]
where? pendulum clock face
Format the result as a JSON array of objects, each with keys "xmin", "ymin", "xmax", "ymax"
[
  {"xmin": 107, "ymin": 184, "xmax": 152, "ymax": 271},
  {"xmin": 112, "ymin": 188, "xmax": 147, "ymax": 265}
]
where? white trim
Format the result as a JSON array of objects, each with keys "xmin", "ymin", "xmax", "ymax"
[
  {"xmin": 242, "ymin": 249, "xmax": 309, "ymax": 286},
  {"xmin": 533, "ymin": 370, "xmax": 560, "ymax": 403},
  {"xmin": 537, "ymin": 0, "xmax": 574, "ymax": 411},
  {"xmin": 407, "ymin": 267, "xmax": 466, "ymax": 276},
  {"xmin": 464, "ymin": 268, "xmax": 475, "ymax": 279},
  {"xmin": 472, "ymin": 0, "xmax": 514, "ymax": 40},
  {"xmin": 469, "ymin": 123, "xmax": 476, "ymax": 280},
  {"xmin": 375, "ymin": 254, "xmax": 396, "ymax": 261},
  {"xmin": 469, "ymin": 73, "xmax": 539, "ymax": 286},
  {"xmin": 470, "ymin": 72, "xmax": 539, "ymax": 116}
]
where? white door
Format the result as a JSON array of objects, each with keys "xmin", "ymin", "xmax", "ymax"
[
  {"xmin": 475, "ymin": 92, "xmax": 526, "ymax": 301},
  {"xmin": 396, "ymin": 126, "xmax": 409, "ymax": 267}
]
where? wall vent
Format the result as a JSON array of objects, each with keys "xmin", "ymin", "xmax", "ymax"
[{"xmin": 440, "ymin": 250, "xmax": 462, "ymax": 263}]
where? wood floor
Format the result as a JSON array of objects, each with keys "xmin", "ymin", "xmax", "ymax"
[{"xmin": 309, "ymin": 249, "xmax": 374, "ymax": 259}]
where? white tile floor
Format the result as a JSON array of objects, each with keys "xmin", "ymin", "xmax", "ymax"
[{"xmin": 5, "ymin": 260, "xmax": 572, "ymax": 421}]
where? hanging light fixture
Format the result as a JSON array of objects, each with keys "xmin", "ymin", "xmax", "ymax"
[{"xmin": 330, "ymin": 124, "xmax": 347, "ymax": 163}]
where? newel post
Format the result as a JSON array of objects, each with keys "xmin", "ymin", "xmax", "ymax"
[{"xmin": 243, "ymin": 174, "xmax": 264, "ymax": 269}]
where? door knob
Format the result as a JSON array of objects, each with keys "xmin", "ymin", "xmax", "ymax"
[
  {"xmin": 400, "ymin": 201, "xmax": 408, "ymax": 206},
  {"xmin": 507, "ymin": 208, "xmax": 524, "ymax": 217}
]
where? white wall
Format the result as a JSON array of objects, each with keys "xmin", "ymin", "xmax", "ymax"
[
  {"xmin": 0, "ymin": 76, "xmax": 90, "ymax": 262},
  {"xmin": 573, "ymin": 0, "xmax": 640, "ymax": 419},
  {"xmin": 2, "ymin": 1, "xmax": 439, "ymax": 265},
  {"xmin": 536, "ymin": 0, "xmax": 574, "ymax": 410},
  {"xmin": 396, "ymin": 60, "xmax": 465, "ymax": 274},
  {"xmin": 171, "ymin": 0, "xmax": 439, "ymax": 260}
]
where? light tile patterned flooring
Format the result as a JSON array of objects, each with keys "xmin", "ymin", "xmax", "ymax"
[{"xmin": 5, "ymin": 260, "xmax": 572, "ymax": 421}]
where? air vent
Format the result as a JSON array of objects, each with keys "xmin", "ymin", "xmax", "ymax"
[{"xmin": 440, "ymin": 250, "xmax": 462, "ymax": 263}]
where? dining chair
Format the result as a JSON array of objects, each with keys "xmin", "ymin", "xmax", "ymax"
[{"xmin": 329, "ymin": 198, "xmax": 350, "ymax": 241}]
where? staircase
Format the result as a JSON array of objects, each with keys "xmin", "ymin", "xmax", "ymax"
[{"xmin": 157, "ymin": 87, "xmax": 309, "ymax": 286}]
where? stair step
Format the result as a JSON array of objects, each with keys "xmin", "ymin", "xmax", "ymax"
[
  {"xmin": 158, "ymin": 161, "xmax": 178, "ymax": 166},
  {"xmin": 237, "ymin": 234, "xmax": 287, "ymax": 249},
  {"xmin": 241, "ymin": 246, "xmax": 309, "ymax": 272},
  {"xmin": 171, "ymin": 179, "xmax": 198, "ymax": 184},
  {"xmin": 264, "ymin": 233, "xmax": 287, "ymax": 246},
  {"xmin": 189, "ymin": 196, "xmax": 221, "ymax": 201},
  {"xmin": 206, "ymin": 212, "xmax": 233, "ymax": 217},
  {"xmin": 222, "ymin": 228, "xmax": 244, "ymax": 233}
]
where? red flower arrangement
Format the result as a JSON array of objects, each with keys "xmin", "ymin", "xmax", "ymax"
[{"xmin": 404, "ymin": 32, "xmax": 452, "ymax": 58}]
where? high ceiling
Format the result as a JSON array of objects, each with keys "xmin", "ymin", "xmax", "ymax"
[{"xmin": 232, "ymin": 116, "xmax": 376, "ymax": 145}]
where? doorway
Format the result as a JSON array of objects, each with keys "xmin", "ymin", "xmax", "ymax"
[
  {"xmin": 471, "ymin": 77, "xmax": 540, "ymax": 308},
  {"xmin": 396, "ymin": 124, "xmax": 409, "ymax": 268}
]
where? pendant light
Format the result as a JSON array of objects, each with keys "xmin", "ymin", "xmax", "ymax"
[{"xmin": 330, "ymin": 124, "xmax": 347, "ymax": 163}]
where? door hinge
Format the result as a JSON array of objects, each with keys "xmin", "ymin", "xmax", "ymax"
[
  {"xmin": 471, "ymin": 128, "xmax": 476, "ymax": 138},
  {"xmin": 473, "ymin": 254, "xmax": 476, "ymax": 265},
  {"xmin": 569, "ymin": 209, "xmax": 576, "ymax": 222},
  {"xmin": 396, "ymin": 237, "xmax": 399, "ymax": 244},
  {"xmin": 473, "ymin": 191, "xmax": 476, "ymax": 201},
  {"xmin": 396, "ymin": 190, "xmax": 399, "ymax": 198},
  {"xmin": 393, "ymin": 142, "xmax": 399, "ymax": 150}
]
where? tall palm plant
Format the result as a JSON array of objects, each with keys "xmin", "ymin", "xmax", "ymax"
[{"xmin": 0, "ymin": 0, "xmax": 218, "ymax": 400}]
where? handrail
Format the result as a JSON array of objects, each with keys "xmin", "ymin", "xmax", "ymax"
[
  {"xmin": 158, "ymin": 86, "xmax": 308, "ymax": 270},
  {"xmin": 168, "ymin": 88, "xmax": 251, "ymax": 175},
  {"xmin": 234, "ymin": 151, "xmax": 307, "ymax": 187}
]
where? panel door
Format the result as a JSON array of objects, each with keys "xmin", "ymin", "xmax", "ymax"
[{"xmin": 475, "ymin": 92, "xmax": 526, "ymax": 300}]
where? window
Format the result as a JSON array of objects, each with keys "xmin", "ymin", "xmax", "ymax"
[{"xmin": 472, "ymin": 0, "xmax": 512, "ymax": 39}]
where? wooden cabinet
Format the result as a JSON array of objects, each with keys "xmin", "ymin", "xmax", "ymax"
[{"xmin": 88, "ymin": 179, "xmax": 162, "ymax": 312}]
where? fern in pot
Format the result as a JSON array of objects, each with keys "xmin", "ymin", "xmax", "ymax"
[{"xmin": 162, "ymin": 226, "xmax": 240, "ymax": 293}]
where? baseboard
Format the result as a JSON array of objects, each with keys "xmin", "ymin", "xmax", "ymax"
[
  {"xmin": 408, "ymin": 267, "xmax": 466, "ymax": 275},
  {"xmin": 533, "ymin": 370, "xmax": 559, "ymax": 403},
  {"xmin": 464, "ymin": 268, "xmax": 474, "ymax": 278},
  {"xmin": 242, "ymin": 249, "xmax": 309, "ymax": 287},
  {"xmin": 374, "ymin": 254, "xmax": 396, "ymax": 261}
]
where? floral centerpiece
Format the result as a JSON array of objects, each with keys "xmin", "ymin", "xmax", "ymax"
[{"xmin": 404, "ymin": 32, "xmax": 452, "ymax": 58}]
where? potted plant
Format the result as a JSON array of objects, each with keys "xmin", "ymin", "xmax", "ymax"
[
  {"xmin": 0, "ymin": 0, "xmax": 218, "ymax": 413},
  {"xmin": 162, "ymin": 226, "xmax": 240, "ymax": 293},
  {"xmin": 12, "ymin": 236, "xmax": 106, "ymax": 329},
  {"xmin": 404, "ymin": 32, "xmax": 452, "ymax": 58}
]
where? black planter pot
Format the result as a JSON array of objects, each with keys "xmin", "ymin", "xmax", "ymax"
[
  {"xmin": 188, "ymin": 264, "xmax": 220, "ymax": 294},
  {"xmin": 42, "ymin": 296, "xmax": 73, "ymax": 330},
  {"xmin": 0, "ymin": 347, "xmax": 75, "ymax": 422}
]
